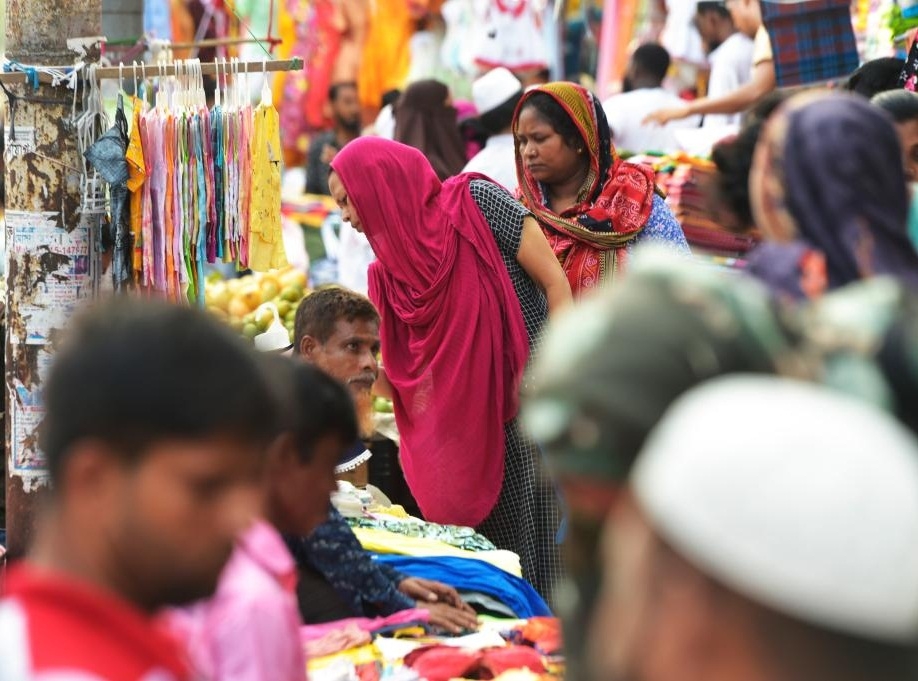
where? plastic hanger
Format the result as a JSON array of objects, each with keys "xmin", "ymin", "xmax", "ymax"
[
  {"xmin": 253, "ymin": 302, "xmax": 292, "ymax": 352},
  {"xmin": 214, "ymin": 57, "xmax": 221, "ymax": 109},
  {"xmin": 260, "ymin": 58, "xmax": 272, "ymax": 107}
]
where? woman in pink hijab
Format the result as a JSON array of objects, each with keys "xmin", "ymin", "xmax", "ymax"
[{"xmin": 329, "ymin": 137, "xmax": 571, "ymax": 600}]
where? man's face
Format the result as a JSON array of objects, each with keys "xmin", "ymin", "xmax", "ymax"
[
  {"xmin": 105, "ymin": 436, "xmax": 265, "ymax": 610},
  {"xmin": 896, "ymin": 119, "xmax": 918, "ymax": 182},
  {"xmin": 694, "ymin": 11, "xmax": 723, "ymax": 53},
  {"xmin": 271, "ymin": 433, "xmax": 344, "ymax": 536},
  {"xmin": 332, "ymin": 86, "xmax": 362, "ymax": 133},
  {"xmin": 299, "ymin": 318, "xmax": 380, "ymax": 398},
  {"xmin": 725, "ymin": 0, "xmax": 761, "ymax": 37}
]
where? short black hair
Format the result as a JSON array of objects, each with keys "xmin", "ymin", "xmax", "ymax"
[
  {"xmin": 480, "ymin": 91, "xmax": 524, "ymax": 136},
  {"xmin": 631, "ymin": 43, "xmax": 671, "ymax": 84},
  {"xmin": 263, "ymin": 356, "xmax": 358, "ymax": 463},
  {"xmin": 41, "ymin": 300, "xmax": 279, "ymax": 484},
  {"xmin": 696, "ymin": 1, "xmax": 731, "ymax": 19},
  {"xmin": 293, "ymin": 287, "xmax": 380, "ymax": 351},
  {"xmin": 328, "ymin": 82, "xmax": 358, "ymax": 103},
  {"xmin": 381, "ymin": 88, "xmax": 402, "ymax": 109},
  {"xmin": 872, "ymin": 89, "xmax": 918, "ymax": 123},
  {"xmin": 845, "ymin": 58, "xmax": 906, "ymax": 99},
  {"xmin": 712, "ymin": 91, "xmax": 791, "ymax": 231},
  {"xmin": 518, "ymin": 91, "xmax": 585, "ymax": 150}
]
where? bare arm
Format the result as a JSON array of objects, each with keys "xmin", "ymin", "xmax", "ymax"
[
  {"xmin": 517, "ymin": 216, "xmax": 573, "ymax": 315},
  {"xmin": 643, "ymin": 60, "xmax": 776, "ymax": 125},
  {"xmin": 372, "ymin": 366, "xmax": 394, "ymax": 399}
]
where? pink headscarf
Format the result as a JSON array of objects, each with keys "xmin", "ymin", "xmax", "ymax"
[{"xmin": 331, "ymin": 138, "xmax": 529, "ymax": 526}]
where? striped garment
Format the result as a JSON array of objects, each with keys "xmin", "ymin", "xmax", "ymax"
[{"xmin": 761, "ymin": 0, "xmax": 859, "ymax": 87}]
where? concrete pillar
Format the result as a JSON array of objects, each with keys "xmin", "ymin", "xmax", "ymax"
[{"xmin": 4, "ymin": 0, "xmax": 102, "ymax": 558}]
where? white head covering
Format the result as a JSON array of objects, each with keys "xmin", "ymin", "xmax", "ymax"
[
  {"xmin": 472, "ymin": 67, "xmax": 523, "ymax": 115},
  {"xmin": 632, "ymin": 375, "xmax": 918, "ymax": 644}
]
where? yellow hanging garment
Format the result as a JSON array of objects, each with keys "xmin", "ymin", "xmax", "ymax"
[
  {"xmin": 126, "ymin": 97, "xmax": 147, "ymax": 280},
  {"xmin": 248, "ymin": 90, "xmax": 288, "ymax": 272}
]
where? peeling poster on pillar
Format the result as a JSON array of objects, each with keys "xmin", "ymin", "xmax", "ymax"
[
  {"xmin": 5, "ymin": 210, "xmax": 91, "ymax": 345},
  {"xmin": 8, "ymin": 347, "xmax": 53, "ymax": 484}
]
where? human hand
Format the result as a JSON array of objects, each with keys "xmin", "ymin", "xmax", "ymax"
[
  {"xmin": 400, "ymin": 578, "xmax": 477, "ymax": 615},
  {"xmin": 417, "ymin": 601, "xmax": 479, "ymax": 634},
  {"xmin": 643, "ymin": 106, "xmax": 691, "ymax": 126},
  {"xmin": 321, "ymin": 144, "xmax": 338, "ymax": 164}
]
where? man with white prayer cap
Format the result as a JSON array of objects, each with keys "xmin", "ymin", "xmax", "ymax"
[
  {"xmin": 463, "ymin": 67, "xmax": 524, "ymax": 192},
  {"xmin": 593, "ymin": 375, "xmax": 918, "ymax": 681}
]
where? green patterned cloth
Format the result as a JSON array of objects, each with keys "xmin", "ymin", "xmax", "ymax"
[{"xmin": 345, "ymin": 516, "xmax": 497, "ymax": 553}]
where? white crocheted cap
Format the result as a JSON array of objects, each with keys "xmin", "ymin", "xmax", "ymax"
[
  {"xmin": 472, "ymin": 67, "xmax": 522, "ymax": 115},
  {"xmin": 632, "ymin": 375, "xmax": 918, "ymax": 643}
]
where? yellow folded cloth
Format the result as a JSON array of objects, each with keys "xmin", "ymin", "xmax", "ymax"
[{"xmin": 352, "ymin": 527, "xmax": 522, "ymax": 577}]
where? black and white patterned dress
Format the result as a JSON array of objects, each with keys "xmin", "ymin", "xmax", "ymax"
[{"xmin": 468, "ymin": 179, "xmax": 564, "ymax": 602}]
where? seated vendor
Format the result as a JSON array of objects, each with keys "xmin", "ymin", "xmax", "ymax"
[{"xmin": 289, "ymin": 288, "xmax": 479, "ymax": 633}]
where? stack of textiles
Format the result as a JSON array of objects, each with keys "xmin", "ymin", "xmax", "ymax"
[
  {"xmin": 331, "ymin": 481, "xmax": 548, "ymax": 619},
  {"xmin": 281, "ymin": 194, "xmax": 338, "ymax": 230},
  {"xmin": 632, "ymin": 153, "xmax": 757, "ymax": 268},
  {"xmin": 305, "ymin": 617, "xmax": 565, "ymax": 681}
]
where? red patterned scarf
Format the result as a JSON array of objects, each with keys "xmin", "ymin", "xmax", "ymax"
[{"xmin": 514, "ymin": 83, "xmax": 657, "ymax": 296}]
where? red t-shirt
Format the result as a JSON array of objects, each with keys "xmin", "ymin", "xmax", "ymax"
[{"xmin": 0, "ymin": 563, "xmax": 189, "ymax": 680}]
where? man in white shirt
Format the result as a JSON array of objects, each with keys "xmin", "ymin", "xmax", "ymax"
[
  {"xmin": 602, "ymin": 43, "xmax": 701, "ymax": 155},
  {"xmin": 463, "ymin": 67, "xmax": 523, "ymax": 193},
  {"xmin": 695, "ymin": 1, "xmax": 754, "ymax": 127}
]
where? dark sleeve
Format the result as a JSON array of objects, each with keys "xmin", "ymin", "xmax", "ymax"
[
  {"xmin": 468, "ymin": 179, "xmax": 530, "ymax": 261},
  {"xmin": 296, "ymin": 507, "xmax": 415, "ymax": 617},
  {"xmin": 304, "ymin": 134, "xmax": 330, "ymax": 195}
]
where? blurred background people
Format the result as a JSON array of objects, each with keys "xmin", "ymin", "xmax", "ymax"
[
  {"xmin": 746, "ymin": 92, "xmax": 918, "ymax": 300},
  {"xmin": 645, "ymin": 0, "xmax": 775, "ymax": 128},
  {"xmin": 603, "ymin": 44, "xmax": 701, "ymax": 154},
  {"xmin": 694, "ymin": 0, "xmax": 754, "ymax": 128},
  {"xmin": 463, "ymin": 67, "xmax": 524, "ymax": 192},
  {"xmin": 845, "ymin": 57, "xmax": 907, "ymax": 99},
  {"xmin": 394, "ymin": 80, "xmax": 467, "ymax": 180},
  {"xmin": 306, "ymin": 82, "xmax": 363, "ymax": 196},
  {"xmin": 872, "ymin": 89, "xmax": 918, "ymax": 182}
]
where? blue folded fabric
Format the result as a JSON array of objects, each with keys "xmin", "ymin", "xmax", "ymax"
[{"xmin": 373, "ymin": 554, "xmax": 552, "ymax": 619}]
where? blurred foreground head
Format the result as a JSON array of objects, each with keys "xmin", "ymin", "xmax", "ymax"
[
  {"xmin": 524, "ymin": 250, "xmax": 794, "ymax": 680},
  {"xmin": 595, "ymin": 376, "xmax": 918, "ymax": 681},
  {"xmin": 37, "ymin": 299, "xmax": 279, "ymax": 611}
]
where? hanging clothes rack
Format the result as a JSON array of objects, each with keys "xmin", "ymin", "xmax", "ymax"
[
  {"xmin": 0, "ymin": 57, "xmax": 303, "ymax": 86},
  {"xmin": 97, "ymin": 57, "xmax": 302, "ymax": 80}
]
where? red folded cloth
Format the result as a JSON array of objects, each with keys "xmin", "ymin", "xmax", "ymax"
[{"xmin": 404, "ymin": 645, "xmax": 547, "ymax": 681}]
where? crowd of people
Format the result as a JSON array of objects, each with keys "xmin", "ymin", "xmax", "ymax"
[{"xmin": 6, "ymin": 0, "xmax": 918, "ymax": 679}]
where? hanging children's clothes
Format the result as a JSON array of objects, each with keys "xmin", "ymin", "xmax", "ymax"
[
  {"xmin": 121, "ymin": 60, "xmax": 287, "ymax": 302},
  {"xmin": 474, "ymin": 0, "xmax": 550, "ymax": 72},
  {"xmin": 85, "ymin": 97, "xmax": 133, "ymax": 291},
  {"xmin": 249, "ymin": 95, "xmax": 288, "ymax": 271},
  {"xmin": 126, "ymin": 97, "xmax": 146, "ymax": 284}
]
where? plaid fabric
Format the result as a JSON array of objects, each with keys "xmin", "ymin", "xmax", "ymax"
[{"xmin": 761, "ymin": 0, "xmax": 859, "ymax": 87}]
